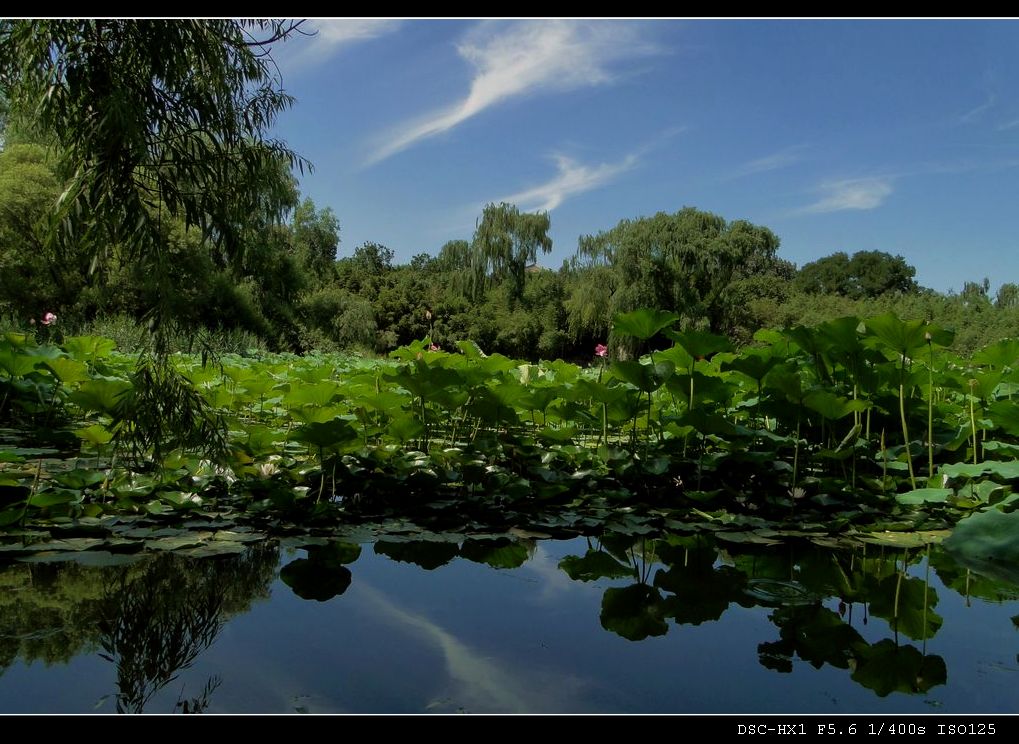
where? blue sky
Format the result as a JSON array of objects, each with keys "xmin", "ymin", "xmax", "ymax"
[{"xmin": 268, "ymin": 19, "xmax": 1019, "ymax": 295}]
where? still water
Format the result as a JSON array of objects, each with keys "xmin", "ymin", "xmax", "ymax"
[{"xmin": 1, "ymin": 530, "xmax": 1017, "ymax": 713}]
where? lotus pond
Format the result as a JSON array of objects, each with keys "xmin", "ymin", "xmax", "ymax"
[{"xmin": 5, "ymin": 309, "xmax": 1019, "ymax": 712}]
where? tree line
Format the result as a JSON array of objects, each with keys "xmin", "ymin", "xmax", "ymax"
[{"xmin": 2, "ymin": 20, "xmax": 1017, "ymax": 361}]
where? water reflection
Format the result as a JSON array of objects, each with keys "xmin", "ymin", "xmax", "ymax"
[
  {"xmin": 553, "ymin": 533, "xmax": 1005, "ymax": 698},
  {"xmin": 1, "ymin": 528, "xmax": 1018, "ymax": 712},
  {"xmin": 0, "ymin": 544, "xmax": 278, "ymax": 712}
]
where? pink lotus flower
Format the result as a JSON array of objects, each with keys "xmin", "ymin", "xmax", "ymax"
[
  {"xmin": 429, "ymin": 343, "xmax": 440, "ymax": 352},
  {"xmin": 595, "ymin": 343, "xmax": 608, "ymax": 358},
  {"xmin": 41, "ymin": 312, "xmax": 57, "ymax": 326}
]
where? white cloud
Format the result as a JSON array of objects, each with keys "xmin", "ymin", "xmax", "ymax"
[
  {"xmin": 799, "ymin": 177, "xmax": 893, "ymax": 214},
  {"xmin": 997, "ymin": 117, "xmax": 1019, "ymax": 131},
  {"xmin": 284, "ymin": 19, "xmax": 402, "ymax": 69},
  {"xmin": 358, "ymin": 583, "xmax": 589, "ymax": 713},
  {"xmin": 959, "ymin": 92, "xmax": 996, "ymax": 125},
  {"xmin": 729, "ymin": 144, "xmax": 808, "ymax": 178},
  {"xmin": 366, "ymin": 20, "xmax": 660, "ymax": 165},
  {"xmin": 497, "ymin": 152, "xmax": 638, "ymax": 212}
]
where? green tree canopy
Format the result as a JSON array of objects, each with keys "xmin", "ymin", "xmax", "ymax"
[
  {"xmin": 291, "ymin": 197, "xmax": 339, "ymax": 285},
  {"xmin": 796, "ymin": 250, "xmax": 918, "ymax": 299},
  {"xmin": 467, "ymin": 202, "xmax": 552, "ymax": 300},
  {"xmin": 570, "ymin": 206, "xmax": 780, "ymax": 338},
  {"xmin": 0, "ymin": 19, "xmax": 307, "ymax": 342}
]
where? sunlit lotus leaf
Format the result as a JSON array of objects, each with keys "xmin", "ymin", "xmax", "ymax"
[
  {"xmin": 74, "ymin": 424, "xmax": 114, "ymax": 447},
  {"xmin": 941, "ymin": 461, "xmax": 1019, "ymax": 481},
  {"xmin": 972, "ymin": 338, "xmax": 1019, "ymax": 370},
  {"xmin": 861, "ymin": 313, "xmax": 933, "ymax": 355},
  {"xmin": 610, "ymin": 360, "xmax": 674, "ymax": 393},
  {"xmin": 68, "ymin": 376, "xmax": 132, "ymax": 415},
  {"xmin": 665, "ymin": 328, "xmax": 733, "ymax": 360},
  {"xmin": 27, "ymin": 490, "xmax": 80, "ymax": 508},
  {"xmin": 64, "ymin": 335, "xmax": 117, "ymax": 361},
  {"xmin": 895, "ymin": 488, "xmax": 953, "ymax": 505},
  {"xmin": 0, "ymin": 348, "xmax": 40, "ymax": 377},
  {"xmin": 42, "ymin": 356, "xmax": 89, "ymax": 385},
  {"xmin": 855, "ymin": 531, "xmax": 950, "ymax": 548},
  {"xmin": 817, "ymin": 316, "xmax": 864, "ymax": 355},
  {"xmin": 284, "ymin": 381, "xmax": 341, "ymax": 408},
  {"xmin": 612, "ymin": 309, "xmax": 679, "ymax": 341}
]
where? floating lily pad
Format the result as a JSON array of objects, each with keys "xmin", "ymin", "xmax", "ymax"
[
  {"xmin": 16, "ymin": 549, "xmax": 140, "ymax": 566},
  {"xmin": 715, "ymin": 531, "xmax": 782, "ymax": 546},
  {"xmin": 144, "ymin": 535, "xmax": 209, "ymax": 551},
  {"xmin": 895, "ymin": 488, "xmax": 953, "ymax": 506},
  {"xmin": 855, "ymin": 531, "xmax": 950, "ymax": 549},
  {"xmin": 177, "ymin": 542, "xmax": 248, "ymax": 558},
  {"xmin": 23, "ymin": 537, "xmax": 106, "ymax": 552}
]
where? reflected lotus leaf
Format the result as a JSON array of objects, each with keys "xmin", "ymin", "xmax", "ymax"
[
  {"xmin": 929, "ymin": 549, "xmax": 1019, "ymax": 603},
  {"xmin": 851, "ymin": 639, "xmax": 947, "ymax": 697},
  {"xmin": 655, "ymin": 562, "xmax": 747, "ymax": 624},
  {"xmin": 280, "ymin": 559, "xmax": 352, "ymax": 602},
  {"xmin": 559, "ymin": 550, "xmax": 633, "ymax": 582},
  {"xmin": 758, "ymin": 606, "xmax": 862, "ymax": 673},
  {"xmin": 279, "ymin": 541, "xmax": 361, "ymax": 602},
  {"xmin": 459, "ymin": 538, "xmax": 530, "ymax": 569},
  {"xmin": 374, "ymin": 540, "xmax": 458, "ymax": 570},
  {"xmin": 600, "ymin": 583, "xmax": 669, "ymax": 641},
  {"xmin": 867, "ymin": 574, "xmax": 942, "ymax": 642}
]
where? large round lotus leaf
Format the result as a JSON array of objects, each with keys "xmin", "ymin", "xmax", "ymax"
[{"xmin": 944, "ymin": 507, "xmax": 1019, "ymax": 586}]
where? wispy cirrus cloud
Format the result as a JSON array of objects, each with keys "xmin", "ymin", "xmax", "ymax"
[
  {"xmin": 959, "ymin": 91, "xmax": 997, "ymax": 125},
  {"xmin": 284, "ymin": 19, "xmax": 402, "ymax": 69},
  {"xmin": 497, "ymin": 152, "xmax": 639, "ymax": 212},
  {"xmin": 728, "ymin": 144, "xmax": 808, "ymax": 179},
  {"xmin": 366, "ymin": 20, "xmax": 661, "ymax": 165},
  {"xmin": 798, "ymin": 177, "xmax": 893, "ymax": 215}
]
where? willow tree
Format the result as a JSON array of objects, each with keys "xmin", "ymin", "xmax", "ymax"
[
  {"xmin": 568, "ymin": 207, "xmax": 780, "ymax": 342},
  {"xmin": 465, "ymin": 202, "xmax": 552, "ymax": 301},
  {"xmin": 0, "ymin": 19, "xmax": 308, "ymax": 459}
]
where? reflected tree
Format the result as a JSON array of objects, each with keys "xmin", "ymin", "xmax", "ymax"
[{"xmin": 94, "ymin": 545, "xmax": 278, "ymax": 713}]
